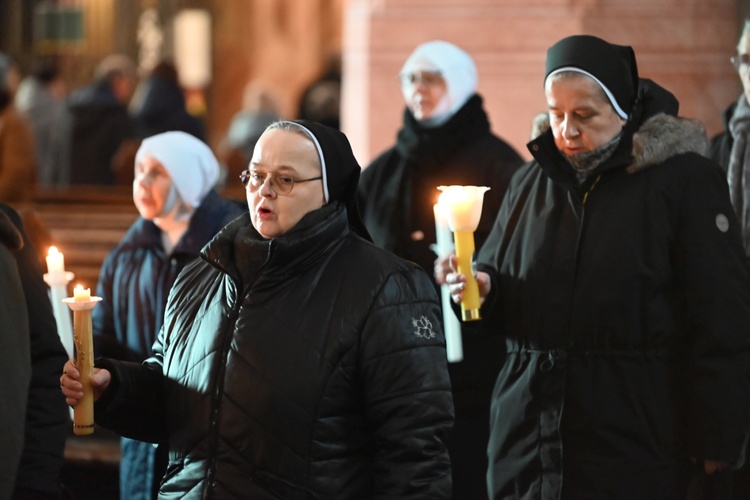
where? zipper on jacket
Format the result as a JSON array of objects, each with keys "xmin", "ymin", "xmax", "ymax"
[
  {"xmin": 204, "ymin": 282, "xmax": 247, "ymax": 497},
  {"xmin": 556, "ymin": 174, "xmax": 602, "ymax": 499},
  {"xmin": 581, "ymin": 174, "xmax": 602, "ymax": 206}
]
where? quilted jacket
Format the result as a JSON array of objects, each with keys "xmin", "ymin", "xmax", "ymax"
[{"xmin": 95, "ymin": 202, "xmax": 454, "ymax": 499}]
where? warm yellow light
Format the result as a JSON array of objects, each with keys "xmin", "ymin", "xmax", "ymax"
[
  {"xmin": 436, "ymin": 185, "xmax": 490, "ymax": 232},
  {"xmin": 73, "ymin": 285, "xmax": 91, "ymax": 302}
]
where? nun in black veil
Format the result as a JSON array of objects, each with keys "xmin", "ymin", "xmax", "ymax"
[
  {"xmin": 444, "ymin": 35, "xmax": 750, "ymax": 498},
  {"xmin": 61, "ymin": 120, "xmax": 454, "ymax": 499}
]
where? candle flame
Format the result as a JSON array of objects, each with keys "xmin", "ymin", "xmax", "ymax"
[{"xmin": 49, "ymin": 246, "xmax": 59, "ymax": 256}]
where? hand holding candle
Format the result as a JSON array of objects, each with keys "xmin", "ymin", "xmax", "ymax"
[
  {"xmin": 63, "ymin": 285, "xmax": 102, "ymax": 435},
  {"xmin": 437, "ymin": 185, "xmax": 490, "ymax": 321}
]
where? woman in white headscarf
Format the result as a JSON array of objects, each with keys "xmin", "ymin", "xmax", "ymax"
[
  {"xmin": 92, "ymin": 131, "xmax": 245, "ymax": 500},
  {"xmin": 358, "ymin": 40, "xmax": 524, "ymax": 499}
]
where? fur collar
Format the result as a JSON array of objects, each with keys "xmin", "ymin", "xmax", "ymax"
[{"xmin": 532, "ymin": 112, "xmax": 708, "ymax": 174}]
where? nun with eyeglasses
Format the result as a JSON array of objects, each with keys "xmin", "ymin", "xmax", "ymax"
[
  {"xmin": 62, "ymin": 120, "xmax": 454, "ymax": 499},
  {"xmin": 444, "ymin": 35, "xmax": 750, "ymax": 498}
]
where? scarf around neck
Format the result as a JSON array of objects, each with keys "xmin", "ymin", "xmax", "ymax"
[
  {"xmin": 566, "ymin": 132, "xmax": 623, "ymax": 184},
  {"xmin": 727, "ymin": 95, "xmax": 750, "ymax": 253}
]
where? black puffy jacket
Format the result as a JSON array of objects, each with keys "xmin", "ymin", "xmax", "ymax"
[{"xmin": 95, "ymin": 202, "xmax": 454, "ymax": 499}]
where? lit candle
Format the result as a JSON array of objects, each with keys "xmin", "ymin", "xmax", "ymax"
[
  {"xmin": 64, "ymin": 285, "xmax": 101, "ymax": 435},
  {"xmin": 46, "ymin": 246, "xmax": 65, "ymax": 275},
  {"xmin": 43, "ymin": 247, "xmax": 75, "ymax": 359},
  {"xmin": 73, "ymin": 285, "xmax": 91, "ymax": 302},
  {"xmin": 437, "ymin": 185, "xmax": 490, "ymax": 321}
]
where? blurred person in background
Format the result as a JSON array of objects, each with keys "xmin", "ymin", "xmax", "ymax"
[
  {"xmin": 61, "ymin": 53, "xmax": 140, "ymax": 186},
  {"xmin": 217, "ymin": 79, "xmax": 281, "ymax": 190},
  {"xmin": 709, "ymin": 19, "xmax": 750, "ymax": 256},
  {"xmin": 297, "ymin": 53, "xmax": 342, "ymax": 130},
  {"xmin": 130, "ymin": 59, "xmax": 205, "ymax": 141},
  {"xmin": 358, "ymin": 40, "xmax": 524, "ymax": 499},
  {"xmin": 15, "ymin": 57, "xmax": 67, "ymax": 188},
  {"xmin": 92, "ymin": 131, "xmax": 244, "ymax": 500},
  {"xmin": 0, "ymin": 52, "xmax": 36, "ymax": 202},
  {"xmin": 707, "ymin": 18, "xmax": 750, "ymax": 497}
]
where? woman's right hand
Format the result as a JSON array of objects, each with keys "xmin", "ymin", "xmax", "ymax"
[
  {"xmin": 443, "ymin": 254, "xmax": 492, "ymax": 304},
  {"xmin": 60, "ymin": 359, "xmax": 112, "ymax": 407}
]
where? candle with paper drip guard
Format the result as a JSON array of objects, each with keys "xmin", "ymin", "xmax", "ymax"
[
  {"xmin": 433, "ymin": 201, "xmax": 463, "ymax": 362},
  {"xmin": 63, "ymin": 284, "xmax": 102, "ymax": 435},
  {"xmin": 436, "ymin": 185, "xmax": 490, "ymax": 321},
  {"xmin": 43, "ymin": 246, "xmax": 75, "ymax": 359}
]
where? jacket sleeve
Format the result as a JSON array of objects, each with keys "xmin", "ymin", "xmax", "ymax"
[
  {"xmin": 10, "ymin": 209, "xmax": 69, "ymax": 496},
  {"xmin": 0, "ymin": 208, "xmax": 30, "ymax": 499},
  {"xmin": 678, "ymin": 156, "xmax": 750, "ymax": 463},
  {"xmin": 358, "ymin": 265, "xmax": 454, "ymax": 498},
  {"xmin": 93, "ymin": 354, "xmax": 168, "ymax": 443}
]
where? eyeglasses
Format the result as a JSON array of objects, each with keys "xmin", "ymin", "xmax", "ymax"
[
  {"xmin": 399, "ymin": 71, "xmax": 444, "ymax": 87},
  {"xmin": 240, "ymin": 169, "xmax": 322, "ymax": 196},
  {"xmin": 731, "ymin": 54, "xmax": 750, "ymax": 71}
]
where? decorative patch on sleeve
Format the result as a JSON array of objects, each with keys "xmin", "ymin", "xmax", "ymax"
[{"xmin": 412, "ymin": 316, "xmax": 436, "ymax": 339}]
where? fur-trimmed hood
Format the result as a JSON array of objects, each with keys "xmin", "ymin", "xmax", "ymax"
[{"xmin": 531, "ymin": 112, "xmax": 708, "ymax": 174}]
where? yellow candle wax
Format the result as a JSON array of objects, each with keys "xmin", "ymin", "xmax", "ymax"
[
  {"xmin": 64, "ymin": 291, "xmax": 101, "ymax": 436},
  {"xmin": 73, "ymin": 307, "xmax": 95, "ymax": 435},
  {"xmin": 454, "ymin": 230, "xmax": 481, "ymax": 321},
  {"xmin": 73, "ymin": 285, "xmax": 91, "ymax": 302}
]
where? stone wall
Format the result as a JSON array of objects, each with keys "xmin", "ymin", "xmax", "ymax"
[{"xmin": 342, "ymin": 0, "xmax": 741, "ymax": 164}]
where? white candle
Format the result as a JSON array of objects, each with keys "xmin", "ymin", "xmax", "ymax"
[
  {"xmin": 73, "ymin": 285, "xmax": 91, "ymax": 302},
  {"xmin": 46, "ymin": 246, "xmax": 65, "ymax": 275},
  {"xmin": 433, "ymin": 203, "xmax": 453, "ymax": 257},
  {"xmin": 434, "ymin": 200, "xmax": 463, "ymax": 362},
  {"xmin": 44, "ymin": 247, "xmax": 76, "ymax": 360}
]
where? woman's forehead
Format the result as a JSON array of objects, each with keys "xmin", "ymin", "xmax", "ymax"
[
  {"xmin": 137, "ymin": 155, "xmax": 166, "ymax": 170},
  {"xmin": 545, "ymin": 74, "xmax": 607, "ymax": 102},
  {"xmin": 254, "ymin": 129, "xmax": 321, "ymax": 170}
]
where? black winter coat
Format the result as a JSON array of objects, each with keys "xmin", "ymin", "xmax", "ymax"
[
  {"xmin": 94, "ymin": 202, "xmax": 454, "ymax": 499},
  {"xmin": 359, "ymin": 93, "xmax": 523, "ymax": 499},
  {"xmin": 0, "ymin": 206, "xmax": 30, "ymax": 499},
  {"xmin": 0, "ymin": 204, "xmax": 68, "ymax": 498},
  {"xmin": 477, "ymin": 103, "xmax": 750, "ymax": 497}
]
